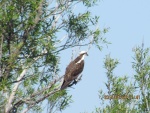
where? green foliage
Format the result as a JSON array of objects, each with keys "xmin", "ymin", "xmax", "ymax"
[
  {"xmin": 92, "ymin": 44, "xmax": 150, "ymax": 113},
  {"xmin": 132, "ymin": 44, "xmax": 150, "ymax": 112},
  {"xmin": 83, "ymin": 0, "xmax": 99, "ymax": 7},
  {"xmin": 67, "ymin": 11, "xmax": 91, "ymax": 39},
  {"xmin": 0, "ymin": 0, "xmax": 107, "ymax": 112},
  {"xmin": 46, "ymin": 88, "xmax": 73, "ymax": 112}
]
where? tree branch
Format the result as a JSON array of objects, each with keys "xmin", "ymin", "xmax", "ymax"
[
  {"xmin": 5, "ymin": 69, "xmax": 27, "ymax": 113},
  {"xmin": 22, "ymin": 88, "xmax": 60, "ymax": 113},
  {"xmin": 13, "ymin": 75, "xmax": 64, "ymax": 111},
  {"xmin": 0, "ymin": 31, "xmax": 4, "ymax": 77},
  {"xmin": 5, "ymin": 46, "xmax": 48, "ymax": 113}
]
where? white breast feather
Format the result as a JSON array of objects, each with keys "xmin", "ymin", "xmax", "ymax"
[{"xmin": 76, "ymin": 54, "xmax": 85, "ymax": 64}]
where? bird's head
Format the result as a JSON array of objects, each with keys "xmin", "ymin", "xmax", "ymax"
[
  {"xmin": 76, "ymin": 51, "xmax": 88, "ymax": 64},
  {"xmin": 79, "ymin": 51, "xmax": 88, "ymax": 56}
]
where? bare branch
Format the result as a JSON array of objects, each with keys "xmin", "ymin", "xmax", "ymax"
[
  {"xmin": 5, "ymin": 47, "xmax": 48, "ymax": 112},
  {"xmin": 22, "ymin": 88, "xmax": 60, "ymax": 113},
  {"xmin": 0, "ymin": 31, "xmax": 4, "ymax": 77},
  {"xmin": 30, "ymin": 75, "xmax": 63, "ymax": 98},
  {"xmin": 14, "ymin": 75, "xmax": 64, "ymax": 111},
  {"xmin": 5, "ymin": 69, "xmax": 27, "ymax": 113}
]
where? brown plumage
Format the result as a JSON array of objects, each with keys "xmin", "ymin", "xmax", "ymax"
[{"xmin": 61, "ymin": 51, "xmax": 88, "ymax": 90}]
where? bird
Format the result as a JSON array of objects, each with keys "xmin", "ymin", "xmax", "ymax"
[{"xmin": 60, "ymin": 51, "xmax": 88, "ymax": 90}]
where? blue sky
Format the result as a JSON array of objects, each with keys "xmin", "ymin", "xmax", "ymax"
[{"xmin": 60, "ymin": 0, "xmax": 150, "ymax": 113}]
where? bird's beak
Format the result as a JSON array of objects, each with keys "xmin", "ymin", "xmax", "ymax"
[{"xmin": 85, "ymin": 52, "xmax": 88, "ymax": 56}]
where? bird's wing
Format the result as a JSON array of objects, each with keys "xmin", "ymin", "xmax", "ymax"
[
  {"xmin": 61, "ymin": 60, "xmax": 84, "ymax": 90},
  {"xmin": 60, "ymin": 61, "xmax": 75, "ymax": 90},
  {"xmin": 65, "ymin": 55, "xmax": 81, "ymax": 73},
  {"xmin": 65, "ymin": 60, "xmax": 74, "ymax": 75},
  {"xmin": 71, "ymin": 60, "xmax": 84, "ymax": 77}
]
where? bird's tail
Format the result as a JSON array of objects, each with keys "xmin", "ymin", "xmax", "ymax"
[{"xmin": 60, "ymin": 80, "xmax": 70, "ymax": 90}]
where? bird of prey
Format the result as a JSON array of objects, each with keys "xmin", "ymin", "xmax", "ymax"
[{"xmin": 60, "ymin": 51, "xmax": 88, "ymax": 90}]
